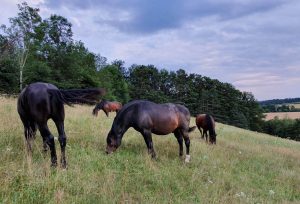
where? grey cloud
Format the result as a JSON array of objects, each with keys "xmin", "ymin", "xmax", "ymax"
[{"xmin": 43, "ymin": 0, "xmax": 287, "ymax": 34}]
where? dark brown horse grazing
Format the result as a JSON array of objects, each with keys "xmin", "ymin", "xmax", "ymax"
[
  {"xmin": 105, "ymin": 100, "xmax": 196, "ymax": 162},
  {"xmin": 92, "ymin": 99, "xmax": 122, "ymax": 117},
  {"xmin": 17, "ymin": 82, "xmax": 105, "ymax": 168},
  {"xmin": 196, "ymin": 114, "xmax": 217, "ymax": 144}
]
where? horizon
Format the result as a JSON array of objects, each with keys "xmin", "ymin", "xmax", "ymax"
[{"xmin": 1, "ymin": 0, "xmax": 300, "ymax": 100}]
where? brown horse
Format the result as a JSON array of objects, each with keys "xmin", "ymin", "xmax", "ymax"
[
  {"xmin": 105, "ymin": 100, "xmax": 196, "ymax": 162},
  {"xmin": 92, "ymin": 99, "xmax": 122, "ymax": 117},
  {"xmin": 196, "ymin": 114, "xmax": 217, "ymax": 144}
]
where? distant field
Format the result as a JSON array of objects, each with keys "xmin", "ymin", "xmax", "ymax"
[
  {"xmin": 264, "ymin": 112, "xmax": 300, "ymax": 120},
  {"xmin": 288, "ymin": 103, "xmax": 300, "ymax": 109},
  {"xmin": 1, "ymin": 97, "xmax": 300, "ymax": 203}
]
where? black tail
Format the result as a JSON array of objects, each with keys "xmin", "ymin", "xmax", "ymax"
[{"xmin": 48, "ymin": 88, "xmax": 106, "ymax": 106}]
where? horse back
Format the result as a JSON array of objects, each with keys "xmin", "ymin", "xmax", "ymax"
[
  {"xmin": 18, "ymin": 83, "xmax": 62, "ymax": 122},
  {"xmin": 107, "ymin": 101, "xmax": 122, "ymax": 111},
  {"xmin": 138, "ymin": 102, "xmax": 190, "ymax": 134}
]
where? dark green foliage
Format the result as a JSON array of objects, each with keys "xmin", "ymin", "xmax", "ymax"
[
  {"xmin": 260, "ymin": 98, "xmax": 300, "ymax": 106},
  {"xmin": 126, "ymin": 65, "xmax": 265, "ymax": 131},
  {"xmin": 261, "ymin": 104, "xmax": 300, "ymax": 112},
  {"xmin": 260, "ymin": 98, "xmax": 300, "ymax": 112},
  {"xmin": 262, "ymin": 118, "xmax": 300, "ymax": 141},
  {"xmin": 0, "ymin": 3, "xmax": 100, "ymax": 91},
  {"xmin": 97, "ymin": 65, "xmax": 130, "ymax": 104}
]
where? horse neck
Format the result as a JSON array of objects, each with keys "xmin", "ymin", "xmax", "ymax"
[
  {"xmin": 96, "ymin": 101, "xmax": 105, "ymax": 110},
  {"xmin": 112, "ymin": 102, "xmax": 136, "ymax": 138}
]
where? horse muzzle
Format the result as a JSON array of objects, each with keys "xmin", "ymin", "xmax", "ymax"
[{"xmin": 106, "ymin": 145, "xmax": 117, "ymax": 154}]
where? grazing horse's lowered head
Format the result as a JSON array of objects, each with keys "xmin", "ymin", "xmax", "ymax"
[
  {"xmin": 92, "ymin": 99, "xmax": 122, "ymax": 117},
  {"xmin": 105, "ymin": 100, "xmax": 196, "ymax": 162},
  {"xmin": 196, "ymin": 114, "xmax": 217, "ymax": 144}
]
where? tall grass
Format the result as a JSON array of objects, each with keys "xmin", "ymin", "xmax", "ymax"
[{"xmin": 0, "ymin": 97, "xmax": 299, "ymax": 203}]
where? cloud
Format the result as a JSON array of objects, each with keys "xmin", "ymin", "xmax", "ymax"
[
  {"xmin": 43, "ymin": 0, "xmax": 287, "ymax": 34},
  {"xmin": 1, "ymin": 0, "xmax": 300, "ymax": 100}
]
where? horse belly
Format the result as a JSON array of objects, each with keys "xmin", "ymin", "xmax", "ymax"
[{"xmin": 152, "ymin": 117, "xmax": 178, "ymax": 135}]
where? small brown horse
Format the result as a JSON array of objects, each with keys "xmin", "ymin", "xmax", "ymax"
[
  {"xmin": 196, "ymin": 114, "xmax": 217, "ymax": 144},
  {"xmin": 92, "ymin": 99, "xmax": 122, "ymax": 117}
]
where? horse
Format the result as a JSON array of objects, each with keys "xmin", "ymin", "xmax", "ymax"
[
  {"xmin": 105, "ymin": 100, "xmax": 196, "ymax": 162},
  {"xmin": 195, "ymin": 114, "xmax": 217, "ymax": 144},
  {"xmin": 17, "ymin": 82, "xmax": 105, "ymax": 168},
  {"xmin": 92, "ymin": 99, "xmax": 122, "ymax": 117}
]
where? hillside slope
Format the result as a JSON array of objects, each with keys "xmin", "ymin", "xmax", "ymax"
[{"xmin": 0, "ymin": 97, "xmax": 299, "ymax": 203}]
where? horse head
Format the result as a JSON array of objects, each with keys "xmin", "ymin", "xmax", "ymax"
[
  {"xmin": 106, "ymin": 129, "xmax": 122, "ymax": 154},
  {"xmin": 92, "ymin": 100, "xmax": 106, "ymax": 116}
]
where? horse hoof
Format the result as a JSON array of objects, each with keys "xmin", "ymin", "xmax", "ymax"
[
  {"xmin": 51, "ymin": 162, "xmax": 57, "ymax": 168},
  {"xmin": 185, "ymin": 155, "xmax": 191, "ymax": 163},
  {"xmin": 61, "ymin": 163, "xmax": 67, "ymax": 169}
]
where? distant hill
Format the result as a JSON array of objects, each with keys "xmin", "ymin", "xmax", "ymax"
[{"xmin": 259, "ymin": 98, "xmax": 300, "ymax": 106}]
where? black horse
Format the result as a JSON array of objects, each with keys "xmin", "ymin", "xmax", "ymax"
[
  {"xmin": 17, "ymin": 82, "xmax": 105, "ymax": 168},
  {"xmin": 105, "ymin": 100, "xmax": 196, "ymax": 162}
]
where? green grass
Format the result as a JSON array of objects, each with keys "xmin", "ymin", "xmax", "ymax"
[{"xmin": 0, "ymin": 97, "xmax": 299, "ymax": 203}]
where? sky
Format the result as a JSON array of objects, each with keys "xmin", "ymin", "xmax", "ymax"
[{"xmin": 1, "ymin": 0, "xmax": 300, "ymax": 101}]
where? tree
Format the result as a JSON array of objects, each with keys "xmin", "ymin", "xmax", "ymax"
[
  {"xmin": 1, "ymin": 2, "xmax": 42, "ymax": 91},
  {"xmin": 97, "ymin": 65, "xmax": 130, "ymax": 103}
]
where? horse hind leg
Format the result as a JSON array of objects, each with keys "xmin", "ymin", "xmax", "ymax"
[
  {"xmin": 174, "ymin": 129, "xmax": 183, "ymax": 157},
  {"xmin": 38, "ymin": 123, "xmax": 57, "ymax": 167},
  {"xmin": 54, "ymin": 120, "xmax": 67, "ymax": 168},
  {"xmin": 182, "ymin": 130, "xmax": 191, "ymax": 163}
]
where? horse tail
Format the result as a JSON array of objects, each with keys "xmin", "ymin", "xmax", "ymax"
[
  {"xmin": 205, "ymin": 114, "xmax": 216, "ymax": 136},
  {"xmin": 188, "ymin": 126, "xmax": 196, "ymax": 132},
  {"xmin": 48, "ymin": 88, "xmax": 106, "ymax": 106}
]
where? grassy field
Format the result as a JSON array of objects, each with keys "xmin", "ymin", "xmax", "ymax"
[{"xmin": 0, "ymin": 97, "xmax": 300, "ymax": 203}]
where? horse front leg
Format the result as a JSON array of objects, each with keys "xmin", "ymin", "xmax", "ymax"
[
  {"xmin": 54, "ymin": 120, "xmax": 67, "ymax": 169},
  {"xmin": 102, "ymin": 108, "xmax": 109, "ymax": 117},
  {"xmin": 199, "ymin": 127, "xmax": 204, "ymax": 139},
  {"xmin": 142, "ymin": 130, "xmax": 156, "ymax": 158}
]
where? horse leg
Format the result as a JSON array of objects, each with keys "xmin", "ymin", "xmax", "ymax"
[
  {"xmin": 142, "ymin": 130, "xmax": 156, "ymax": 158},
  {"xmin": 174, "ymin": 129, "xmax": 183, "ymax": 157},
  {"xmin": 182, "ymin": 131, "xmax": 191, "ymax": 163},
  {"xmin": 102, "ymin": 108, "xmax": 109, "ymax": 117},
  {"xmin": 54, "ymin": 120, "xmax": 67, "ymax": 168},
  {"xmin": 198, "ymin": 127, "xmax": 204, "ymax": 139},
  {"xmin": 204, "ymin": 130, "xmax": 208, "ymax": 143},
  {"xmin": 38, "ymin": 123, "xmax": 57, "ymax": 167}
]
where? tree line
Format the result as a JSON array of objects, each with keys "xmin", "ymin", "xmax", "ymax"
[{"xmin": 1, "ymin": 2, "xmax": 299, "ymax": 141}]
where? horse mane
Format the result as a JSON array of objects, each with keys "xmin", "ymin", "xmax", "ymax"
[
  {"xmin": 113, "ymin": 100, "xmax": 145, "ymax": 122},
  {"xmin": 48, "ymin": 88, "xmax": 106, "ymax": 106}
]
